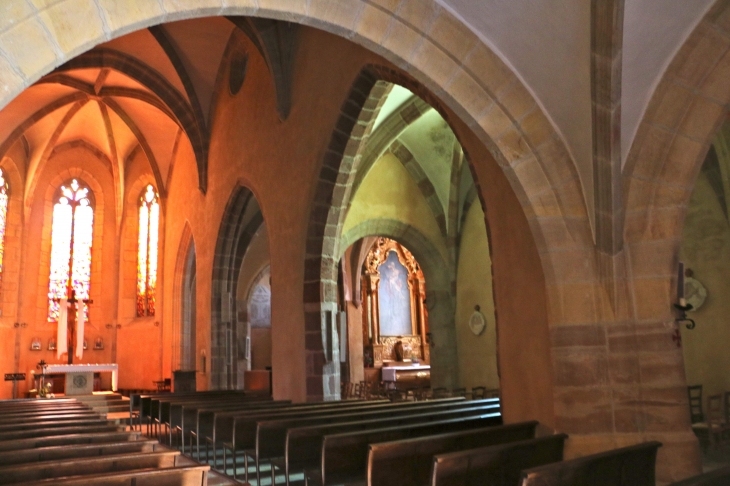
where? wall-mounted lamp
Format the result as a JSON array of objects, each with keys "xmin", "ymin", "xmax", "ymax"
[{"xmin": 675, "ymin": 262, "xmax": 695, "ymax": 330}]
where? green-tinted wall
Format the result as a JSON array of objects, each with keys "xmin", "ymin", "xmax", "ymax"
[
  {"xmin": 680, "ymin": 171, "xmax": 730, "ymax": 400},
  {"xmin": 456, "ymin": 202, "xmax": 499, "ymax": 391}
]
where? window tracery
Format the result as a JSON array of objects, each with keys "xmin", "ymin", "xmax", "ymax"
[
  {"xmin": 47, "ymin": 179, "xmax": 93, "ymax": 322},
  {"xmin": 137, "ymin": 184, "xmax": 159, "ymax": 317}
]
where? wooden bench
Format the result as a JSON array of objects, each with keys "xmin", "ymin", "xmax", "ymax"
[
  {"xmin": 429, "ymin": 433, "xmax": 567, "ymax": 486},
  {"xmin": 208, "ymin": 398, "xmax": 394, "ymax": 466},
  {"xmin": 133, "ymin": 390, "xmax": 249, "ymax": 432},
  {"xmin": 158, "ymin": 394, "xmax": 276, "ymax": 443},
  {"xmin": 175, "ymin": 399, "xmax": 292, "ymax": 454},
  {"xmin": 215, "ymin": 398, "xmax": 471, "ymax": 480},
  {"xmin": 27, "ymin": 465, "xmax": 211, "ymax": 485},
  {"xmin": 0, "ymin": 417, "xmax": 110, "ymax": 434},
  {"xmin": 272, "ymin": 401, "xmax": 501, "ymax": 485},
  {"xmin": 366, "ymin": 421, "xmax": 544, "ymax": 486},
  {"xmin": 669, "ymin": 465, "xmax": 730, "ymax": 485},
  {"xmin": 0, "ymin": 450, "xmax": 182, "ymax": 483},
  {"xmin": 0, "ymin": 412, "xmax": 102, "ymax": 424},
  {"xmin": 0, "ymin": 405, "xmax": 92, "ymax": 417},
  {"xmin": 305, "ymin": 413, "xmax": 502, "ymax": 486},
  {"xmin": 0, "ymin": 431, "xmax": 143, "ymax": 453},
  {"xmin": 0, "ymin": 398, "xmax": 80, "ymax": 410},
  {"xmin": 0, "ymin": 423, "xmax": 121, "ymax": 442},
  {"xmin": 0, "ymin": 439, "xmax": 159, "ymax": 466},
  {"xmin": 152, "ymin": 394, "xmax": 273, "ymax": 444},
  {"xmin": 520, "ymin": 441, "xmax": 662, "ymax": 486}
]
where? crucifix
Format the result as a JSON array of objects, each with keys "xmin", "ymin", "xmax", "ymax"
[{"xmin": 53, "ymin": 288, "xmax": 92, "ymax": 364}]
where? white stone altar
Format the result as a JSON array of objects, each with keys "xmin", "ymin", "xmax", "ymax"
[
  {"xmin": 381, "ymin": 364, "xmax": 431, "ymax": 383},
  {"xmin": 41, "ymin": 364, "xmax": 118, "ymax": 395}
]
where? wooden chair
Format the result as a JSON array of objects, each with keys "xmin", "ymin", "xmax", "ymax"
[
  {"xmin": 707, "ymin": 394, "xmax": 729, "ymax": 448},
  {"xmin": 432, "ymin": 387, "xmax": 449, "ymax": 399},
  {"xmin": 724, "ymin": 391, "xmax": 730, "ymax": 425},
  {"xmin": 452, "ymin": 387, "xmax": 467, "ymax": 398},
  {"xmin": 688, "ymin": 385, "xmax": 704, "ymax": 424},
  {"xmin": 471, "ymin": 386, "xmax": 487, "ymax": 400}
]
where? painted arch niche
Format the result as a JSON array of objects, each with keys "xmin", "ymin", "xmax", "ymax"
[
  {"xmin": 212, "ymin": 186, "xmax": 270, "ymax": 392},
  {"xmin": 335, "ymin": 83, "xmax": 500, "ymax": 397}
]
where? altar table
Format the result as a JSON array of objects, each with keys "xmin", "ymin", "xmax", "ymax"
[{"xmin": 40, "ymin": 364, "xmax": 118, "ymax": 395}]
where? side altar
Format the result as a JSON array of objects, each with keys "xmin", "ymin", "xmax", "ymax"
[{"xmin": 36, "ymin": 363, "xmax": 118, "ymax": 395}]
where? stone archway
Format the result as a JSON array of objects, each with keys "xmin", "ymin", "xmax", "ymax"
[
  {"xmin": 619, "ymin": 2, "xmax": 730, "ymax": 481},
  {"xmin": 0, "ymin": 0, "xmax": 586, "ymax": 260},
  {"xmin": 210, "ymin": 185, "xmax": 264, "ymax": 390}
]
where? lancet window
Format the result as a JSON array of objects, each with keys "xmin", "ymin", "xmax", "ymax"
[
  {"xmin": 0, "ymin": 169, "xmax": 9, "ymax": 287},
  {"xmin": 47, "ymin": 179, "xmax": 94, "ymax": 322},
  {"xmin": 137, "ymin": 184, "xmax": 159, "ymax": 317}
]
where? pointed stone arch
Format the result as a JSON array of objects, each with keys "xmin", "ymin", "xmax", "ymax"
[{"xmin": 210, "ymin": 185, "xmax": 264, "ymax": 389}]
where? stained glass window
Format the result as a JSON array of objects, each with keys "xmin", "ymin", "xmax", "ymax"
[
  {"xmin": 137, "ymin": 184, "xmax": 159, "ymax": 317},
  {"xmin": 47, "ymin": 179, "xmax": 93, "ymax": 322},
  {"xmin": 0, "ymin": 169, "xmax": 9, "ymax": 285}
]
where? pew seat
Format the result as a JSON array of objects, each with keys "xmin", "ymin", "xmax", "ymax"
[{"xmin": 18, "ymin": 465, "xmax": 211, "ymax": 485}]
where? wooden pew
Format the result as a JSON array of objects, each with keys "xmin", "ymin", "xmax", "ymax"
[
  {"xmin": 304, "ymin": 413, "xmax": 502, "ymax": 486},
  {"xmin": 366, "ymin": 422, "xmax": 545, "ymax": 486},
  {"xmin": 429, "ymin": 434, "xmax": 567, "ymax": 486},
  {"xmin": 669, "ymin": 465, "xmax": 730, "ymax": 485},
  {"xmin": 271, "ymin": 400, "xmax": 501, "ymax": 485},
  {"xmin": 0, "ymin": 411, "xmax": 102, "ymax": 424},
  {"xmin": 520, "ymin": 441, "xmax": 662, "ymax": 486},
  {"xmin": 0, "ymin": 439, "xmax": 159, "ymax": 466},
  {"xmin": 152, "ymin": 392, "xmax": 274, "ymax": 439},
  {"xmin": 28, "ymin": 465, "xmax": 211, "ymax": 485},
  {"xmin": 156, "ymin": 394, "xmax": 275, "ymax": 444},
  {"xmin": 0, "ymin": 405, "xmax": 92, "ymax": 417},
  {"xmin": 0, "ymin": 450, "xmax": 182, "ymax": 483},
  {"xmin": 207, "ymin": 398, "xmax": 394, "ymax": 465},
  {"xmin": 0, "ymin": 417, "xmax": 110, "ymax": 434},
  {"xmin": 175, "ymin": 399, "xmax": 292, "ymax": 453},
  {"xmin": 214, "ymin": 398, "xmax": 469, "ymax": 479},
  {"xmin": 0, "ymin": 431, "xmax": 144, "ymax": 453},
  {"xmin": 133, "ymin": 390, "xmax": 249, "ymax": 432},
  {"xmin": 0, "ymin": 423, "xmax": 121, "ymax": 442},
  {"xmin": 0, "ymin": 398, "xmax": 79, "ymax": 410}
]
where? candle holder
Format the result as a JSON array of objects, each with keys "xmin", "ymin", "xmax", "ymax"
[{"xmin": 674, "ymin": 302, "xmax": 695, "ymax": 330}]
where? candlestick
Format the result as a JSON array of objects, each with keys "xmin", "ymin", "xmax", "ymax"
[{"xmin": 678, "ymin": 262, "xmax": 685, "ymax": 299}]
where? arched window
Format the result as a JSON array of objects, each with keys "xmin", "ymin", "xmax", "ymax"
[
  {"xmin": 48, "ymin": 179, "xmax": 94, "ymax": 322},
  {"xmin": 137, "ymin": 184, "xmax": 159, "ymax": 317},
  {"xmin": 0, "ymin": 169, "xmax": 9, "ymax": 285}
]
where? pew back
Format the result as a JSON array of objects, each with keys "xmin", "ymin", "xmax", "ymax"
[
  {"xmin": 520, "ymin": 441, "xmax": 662, "ymax": 486},
  {"xmin": 367, "ymin": 421, "xmax": 540, "ymax": 486},
  {"xmin": 430, "ymin": 434, "xmax": 567, "ymax": 486},
  {"xmin": 314, "ymin": 413, "xmax": 502, "ymax": 485}
]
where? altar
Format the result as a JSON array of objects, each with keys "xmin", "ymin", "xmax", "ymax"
[
  {"xmin": 39, "ymin": 364, "xmax": 118, "ymax": 395},
  {"xmin": 381, "ymin": 364, "xmax": 431, "ymax": 389}
]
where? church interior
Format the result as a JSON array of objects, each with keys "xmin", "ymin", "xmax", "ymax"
[{"xmin": 1, "ymin": 1, "xmax": 730, "ymax": 484}]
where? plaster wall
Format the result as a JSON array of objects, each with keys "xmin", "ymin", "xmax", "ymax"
[
  {"xmin": 455, "ymin": 202, "xmax": 499, "ymax": 391},
  {"xmin": 343, "ymin": 152, "xmax": 448, "ymax": 263},
  {"xmin": 680, "ymin": 171, "xmax": 730, "ymax": 400}
]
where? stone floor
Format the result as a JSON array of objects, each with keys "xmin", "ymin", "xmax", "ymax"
[{"xmin": 702, "ymin": 443, "xmax": 730, "ymax": 473}]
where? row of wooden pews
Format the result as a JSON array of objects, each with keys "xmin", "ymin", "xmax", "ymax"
[
  {"xmin": 128, "ymin": 390, "xmax": 730, "ymax": 486},
  {"xmin": 0, "ymin": 396, "xmax": 212, "ymax": 485}
]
